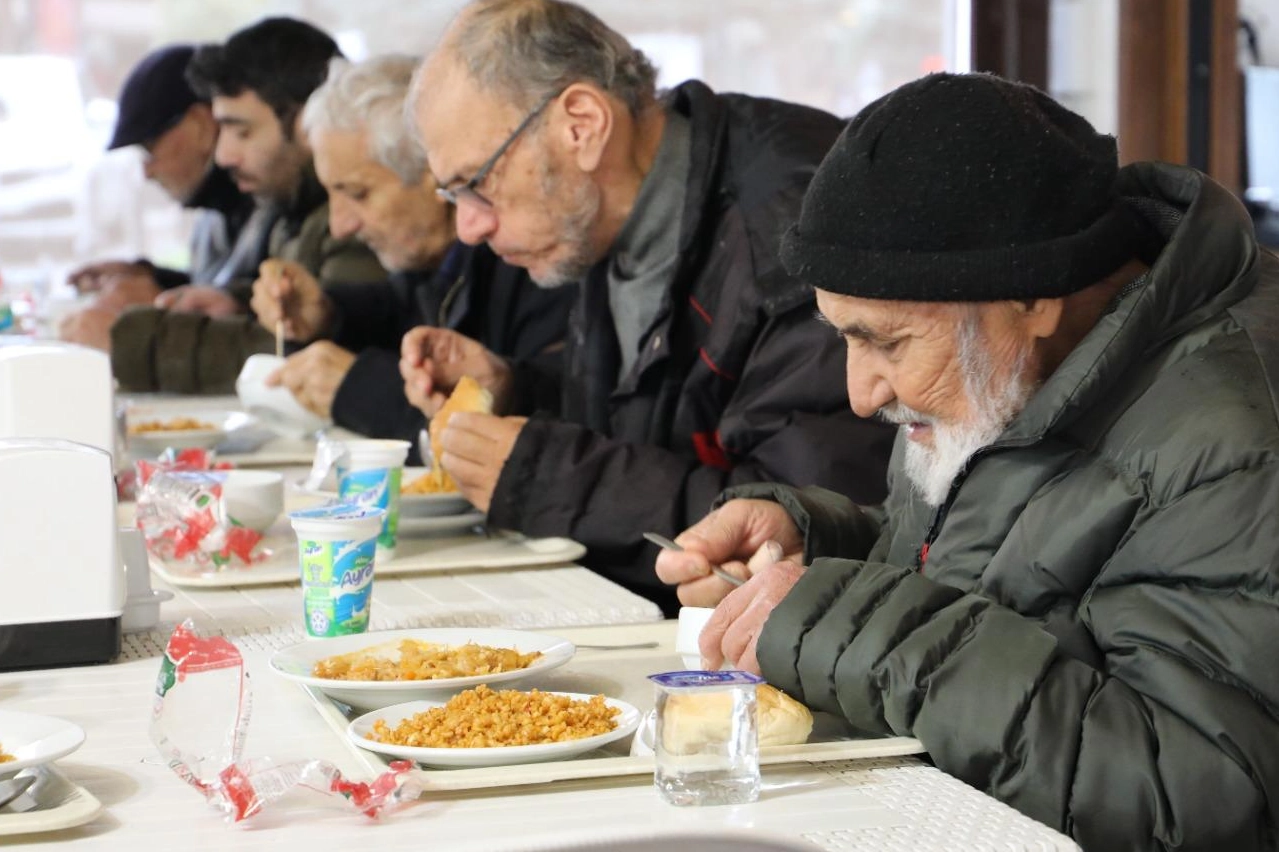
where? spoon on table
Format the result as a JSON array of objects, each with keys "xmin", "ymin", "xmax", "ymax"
[
  {"xmin": 643, "ymin": 531, "xmax": 745, "ymax": 587},
  {"xmin": 0, "ymin": 775, "xmax": 34, "ymax": 810}
]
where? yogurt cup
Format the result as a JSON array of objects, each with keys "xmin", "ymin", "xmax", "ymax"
[
  {"xmin": 333, "ymin": 439, "xmax": 410, "ymax": 560},
  {"xmin": 289, "ymin": 503, "xmax": 385, "ymax": 638}
]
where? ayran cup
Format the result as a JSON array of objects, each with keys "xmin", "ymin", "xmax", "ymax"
[
  {"xmin": 288, "ymin": 502, "xmax": 385, "ymax": 637},
  {"xmin": 333, "ymin": 439, "xmax": 410, "ymax": 560}
]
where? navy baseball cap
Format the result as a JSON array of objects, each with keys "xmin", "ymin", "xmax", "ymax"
[{"xmin": 108, "ymin": 44, "xmax": 202, "ymax": 150}]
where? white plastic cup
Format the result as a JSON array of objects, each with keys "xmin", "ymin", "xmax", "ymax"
[
  {"xmin": 333, "ymin": 439, "xmax": 410, "ymax": 560},
  {"xmin": 220, "ymin": 470, "xmax": 284, "ymax": 532},
  {"xmin": 288, "ymin": 503, "xmax": 385, "ymax": 637}
]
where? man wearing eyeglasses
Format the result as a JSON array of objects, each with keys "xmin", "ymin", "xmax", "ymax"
[{"xmin": 401, "ymin": 0, "xmax": 894, "ymax": 613}]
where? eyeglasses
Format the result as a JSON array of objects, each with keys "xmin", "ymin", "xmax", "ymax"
[{"xmin": 435, "ymin": 88, "xmax": 562, "ymax": 208}]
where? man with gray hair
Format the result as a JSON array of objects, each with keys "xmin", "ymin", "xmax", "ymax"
[
  {"xmin": 659, "ymin": 72, "xmax": 1279, "ymax": 849},
  {"xmin": 250, "ymin": 55, "xmax": 574, "ymax": 452},
  {"xmin": 399, "ymin": 0, "xmax": 894, "ymax": 612}
]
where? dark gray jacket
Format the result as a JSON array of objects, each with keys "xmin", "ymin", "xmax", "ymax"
[
  {"xmin": 745, "ymin": 162, "xmax": 1279, "ymax": 851},
  {"xmin": 488, "ymin": 81, "xmax": 895, "ymax": 613}
]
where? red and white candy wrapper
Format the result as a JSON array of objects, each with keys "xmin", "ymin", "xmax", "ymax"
[
  {"xmin": 151, "ymin": 621, "xmax": 420, "ymax": 822},
  {"xmin": 119, "ymin": 447, "xmax": 233, "ymax": 502},
  {"xmin": 136, "ymin": 470, "xmax": 266, "ymax": 568}
]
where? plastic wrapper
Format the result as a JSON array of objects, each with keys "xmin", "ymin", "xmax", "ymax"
[
  {"xmin": 136, "ymin": 469, "xmax": 267, "ymax": 569},
  {"xmin": 151, "ymin": 621, "xmax": 420, "ymax": 822},
  {"xmin": 118, "ymin": 446, "xmax": 232, "ymax": 503}
]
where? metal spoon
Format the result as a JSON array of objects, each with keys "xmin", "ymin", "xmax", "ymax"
[
  {"xmin": 0, "ymin": 775, "xmax": 35, "ymax": 810},
  {"xmin": 575, "ymin": 641, "xmax": 661, "ymax": 650},
  {"xmin": 643, "ymin": 531, "xmax": 744, "ymax": 587}
]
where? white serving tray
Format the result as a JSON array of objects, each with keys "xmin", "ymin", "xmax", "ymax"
[
  {"xmin": 151, "ymin": 529, "xmax": 587, "ymax": 589},
  {"xmin": 0, "ymin": 765, "xmax": 102, "ymax": 837}
]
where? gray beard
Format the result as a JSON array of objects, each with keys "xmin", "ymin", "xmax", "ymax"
[
  {"xmin": 879, "ymin": 314, "xmax": 1039, "ymax": 507},
  {"xmin": 530, "ymin": 160, "xmax": 601, "ymax": 289}
]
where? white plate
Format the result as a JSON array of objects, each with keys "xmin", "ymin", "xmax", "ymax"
[
  {"xmin": 398, "ymin": 510, "xmax": 487, "ymax": 536},
  {"xmin": 126, "ymin": 409, "xmax": 253, "ymax": 454},
  {"xmin": 270, "ymin": 627, "xmax": 577, "ymax": 711},
  {"xmin": 0, "ymin": 710, "xmax": 85, "ymax": 775},
  {"xmin": 291, "ymin": 467, "xmax": 473, "ymax": 518},
  {"xmin": 347, "ymin": 692, "xmax": 641, "ymax": 768}
]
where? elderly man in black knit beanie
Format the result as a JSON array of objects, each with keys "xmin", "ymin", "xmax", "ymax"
[{"xmin": 658, "ymin": 72, "xmax": 1279, "ymax": 851}]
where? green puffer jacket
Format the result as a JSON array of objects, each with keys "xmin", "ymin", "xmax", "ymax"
[
  {"xmin": 738, "ymin": 162, "xmax": 1279, "ymax": 851},
  {"xmin": 111, "ymin": 167, "xmax": 385, "ymax": 394}
]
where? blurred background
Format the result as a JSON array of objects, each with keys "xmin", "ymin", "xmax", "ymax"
[{"xmin": 0, "ymin": 0, "xmax": 1274, "ymax": 301}]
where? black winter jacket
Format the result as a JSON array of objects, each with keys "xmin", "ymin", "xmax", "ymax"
[
  {"xmin": 488, "ymin": 81, "xmax": 895, "ymax": 613},
  {"xmin": 748, "ymin": 163, "xmax": 1279, "ymax": 851},
  {"xmin": 328, "ymin": 242, "xmax": 576, "ymax": 459}
]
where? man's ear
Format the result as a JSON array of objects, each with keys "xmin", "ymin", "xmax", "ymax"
[
  {"xmin": 556, "ymin": 83, "xmax": 612, "ymax": 173},
  {"xmin": 1022, "ymin": 297, "xmax": 1064, "ymax": 339}
]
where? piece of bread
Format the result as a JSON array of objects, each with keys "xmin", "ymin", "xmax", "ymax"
[
  {"xmin": 660, "ymin": 684, "xmax": 814, "ymax": 751},
  {"xmin": 427, "ymin": 376, "xmax": 494, "ymax": 487}
]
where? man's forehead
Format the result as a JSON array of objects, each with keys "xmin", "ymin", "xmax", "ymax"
[
  {"xmin": 416, "ymin": 67, "xmax": 516, "ymax": 178},
  {"xmin": 312, "ymin": 128, "xmax": 375, "ymax": 184},
  {"xmin": 212, "ymin": 90, "xmax": 271, "ymax": 123}
]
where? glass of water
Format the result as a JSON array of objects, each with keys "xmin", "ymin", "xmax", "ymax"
[{"xmin": 648, "ymin": 670, "xmax": 762, "ymax": 806}]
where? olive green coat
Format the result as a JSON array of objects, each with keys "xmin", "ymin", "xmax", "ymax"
[
  {"xmin": 111, "ymin": 168, "xmax": 385, "ymax": 394},
  {"xmin": 741, "ymin": 162, "xmax": 1279, "ymax": 851}
]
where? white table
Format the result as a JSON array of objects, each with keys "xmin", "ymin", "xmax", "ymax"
[{"xmin": 1, "ymin": 615, "xmax": 1079, "ymax": 851}]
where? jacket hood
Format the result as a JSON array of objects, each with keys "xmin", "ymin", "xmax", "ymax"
[{"xmin": 1002, "ymin": 162, "xmax": 1262, "ymax": 443}]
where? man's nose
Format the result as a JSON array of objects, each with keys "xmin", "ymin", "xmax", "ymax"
[
  {"xmin": 328, "ymin": 198, "xmax": 359, "ymax": 240},
  {"xmin": 214, "ymin": 135, "xmax": 238, "ymax": 169},
  {"xmin": 846, "ymin": 362, "xmax": 895, "ymax": 419},
  {"xmin": 453, "ymin": 200, "xmax": 497, "ymax": 246}
]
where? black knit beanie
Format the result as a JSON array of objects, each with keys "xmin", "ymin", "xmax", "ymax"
[{"xmin": 780, "ymin": 72, "xmax": 1147, "ymax": 301}]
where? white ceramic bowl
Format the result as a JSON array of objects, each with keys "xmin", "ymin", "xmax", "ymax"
[
  {"xmin": 125, "ymin": 409, "xmax": 247, "ymax": 455},
  {"xmin": 235, "ymin": 354, "xmax": 331, "ymax": 437},
  {"xmin": 220, "ymin": 470, "xmax": 284, "ymax": 532}
]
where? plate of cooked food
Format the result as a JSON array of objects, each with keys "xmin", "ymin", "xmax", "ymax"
[
  {"xmin": 347, "ymin": 686, "xmax": 642, "ymax": 768},
  {"xmin": 269, "ymin": 627, "xmax": 576, "ymax": 711},
  {"xmin": 0, "ymin": 710, "xmax": 86, "ymax": 776},
  {"xmin": 291, "ymin": 466, "xmax": 474, "ymax": 519},
  {"xmin": 125, "ymin": 409, "xmax": 253, "ymax": 454}
]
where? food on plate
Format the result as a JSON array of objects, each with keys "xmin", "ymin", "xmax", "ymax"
[
  {"xmin": 415, "ymin": 376, "xmax": 494, "ymax": 492},
  {"xmin": 0, "ymin": 744, "xmax": 13, "ymax": 763},
  {"xmin": 129, "ymin": 417, "xmax": 216, "ymax": 434},
  {"xmin": 662, "ymin": 683, "xmax": 813, "ymax": 748},
  {"xmin": 369, "ymin": 685, "xmax": 619, "ymax": 748},
  {"xmin": 401, "ymin": 470, "xmax": 458, "ymax": 494},
  {"xmin": 311, "ymin": 639, "xmax": 542, "ymax": 681}
]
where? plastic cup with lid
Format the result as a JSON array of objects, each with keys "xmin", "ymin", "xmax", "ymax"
[
  {"xmin": 333, "ymin": 439, "xmax": 410, "ymax": 561},
  {"xmin": 289, "ymin": 502, "xmax": 385, "ymax": 638}
]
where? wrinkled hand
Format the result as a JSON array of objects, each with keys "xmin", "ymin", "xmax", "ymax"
[
  {"xmin": 249, "ymin": 259, "xmax": 331, "ymax": 340},
  {"xmin": 57, "ymin": 304, "xmax": 117, "ymax": 351},
  {"xmin": 68, "ymin": 261, "xmax": 147, "ymax": 293},
  {"xmin": 154, "ymin": 285, "xmax": 242, "ymax": 317},
  {"xmin": 437, "ymin": 411, "xmax": 527, "ymax": 513},
  {"xmin": 265, "ymin": 341, "xmax": 355, "ymax": 418},
  {"xmin": 699, "ymin": 559, "xmax": 806, "ymax": 674},
  {"xmin": 399, "ymin": 326, "xmax": 512, "ymax": 418},
  {"xmin": 655, "ymin": 498, "xmax": 804, "ymax": 607}
]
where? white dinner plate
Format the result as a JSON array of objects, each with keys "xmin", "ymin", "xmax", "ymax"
[
  {"xmin": 291, "ymin": 467, "xmax": 473, "ymax": 518},
  {"xmin": 269, "ymin": 627, "xmax": 576, "ymax": 711},
  {"xmin": 347, "ymin": 692, "xmax": 641, "ymax": 768},
  {"xmin": 0, "ymin": 710, "xmax": 86, "ymax": 775},
  {"xmin": 397, "ymin": 510, "xmax": 487, "ymax": 536},
  {"xmin": 126, "ymin": 409, "xmax": 254, "ymax": 455}
]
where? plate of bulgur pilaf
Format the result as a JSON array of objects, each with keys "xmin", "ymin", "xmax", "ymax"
[{"xmin": 347, "ymin": 686, "xmax": 642, "ymax": 767}]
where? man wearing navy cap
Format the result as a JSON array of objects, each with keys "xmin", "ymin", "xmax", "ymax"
[{"xmin": 60, "ymin": 44, "xmax": 272, "ymax": 349}]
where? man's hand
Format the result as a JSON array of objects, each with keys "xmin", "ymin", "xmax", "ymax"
[
  {"xmin": 57, "ymin": 304, "xmax": 118, "ymax": 351},
  {"xmin": 699, "ymin": 559, "xmax": 806, "ymax": 674},
  {"xmin": 68, "ymin": 261, "xmax": 148, "ymax": 293},
  {"xmin": 154, "ymin": 285, "xmax": 242, "ymax": 317},
  {"xmin": 93, "ymin": 271, "xmax": 162, "ymax": 312},
  {"xmin": 399, "ymin": 327, "xmax": 512, "ymax": 418},
  {"xmin": 655, "ymin": 498, "xmax": 804, "ymax": 607},
  {"xmin": 265, "ymin": 341, "xmax": 356, "ymax": 418},
  {"xmin": 250, "ymin": 259, "xmax": 332, "ymax": 341},
  {"xmin": 436, "ymin": 411, "xmax": 527, "ymax": 512}
]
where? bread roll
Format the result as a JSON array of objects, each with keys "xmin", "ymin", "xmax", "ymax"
[
  {"xmin": 660, "ymin": 684, "xmax": 813, "ymax": 752},
  {"xmin": 426, "ymin": 376, "xmax": 493, "ymax": 488}
]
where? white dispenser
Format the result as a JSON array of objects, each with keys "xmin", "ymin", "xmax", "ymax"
[
  {"xmin": 0, "ymin": 342, "xmax": 115, "ymax": 462},
  {"xmin": 0, "ymin": 439, "xmax": 124, "ymax": 669}
]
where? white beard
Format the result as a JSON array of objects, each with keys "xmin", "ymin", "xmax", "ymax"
[{"xmin": 879, "ymin": 315, "xmax": 1038, "ymax": 507}]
